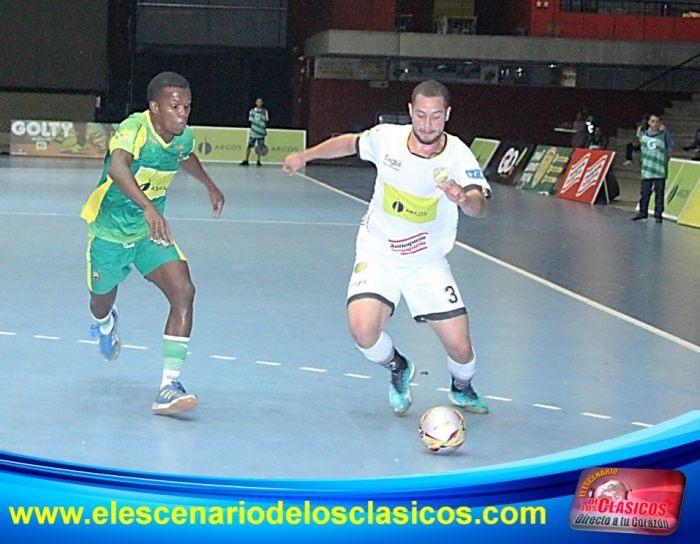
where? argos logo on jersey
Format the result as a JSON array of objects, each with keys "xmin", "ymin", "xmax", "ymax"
[
  {"xmin": 383, "ymin": 154, "xmax": 402, "ymax": 171},
  {"xmin": 466, "ymin": 169, "xmax": 484, "ymax": 180},
  {"xmin": 383, "ymin": 183, "xmax": 438, "ymax": 224}
]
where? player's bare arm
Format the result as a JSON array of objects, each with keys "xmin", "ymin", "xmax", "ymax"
[
  {"xmin": 180, "ymin": 153, "xmax": 225, "ymax": 218},
  {"xmin": 108, "ymin": 148, "xmax": 172, "ymax": 244},
  {"xmin": 438, "ymin": 179, "xmax": 488, "ymax": 218},
  {"xmin": 283, "ymin": 133, "xmax": 359, "ymax": 174}
]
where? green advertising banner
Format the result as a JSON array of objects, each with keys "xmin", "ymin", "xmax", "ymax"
[
  {"xmin": 469, "ymin": 137, "xmax": 500, "ymax": 170},
  {"xmin": 192, "ymin": 126, "xmax": 306, "ymax": 164},
  {"xmin": 647, "ymin": 159, "xmax": 700, "ymax": 220},
  {"xmin": 10, "ymin": 121, "xmax": 306, "ymax": 164},
  {"xmin": 516, "ymin": 145, "xmax": 573, "ymax": 194},
  {"xmin": 674, "ymin": 160, "xmax": 700, "ymax": 228},
  {"xmin": 191, "ymin": 127, "xmax": 248, "ymax": 162}
]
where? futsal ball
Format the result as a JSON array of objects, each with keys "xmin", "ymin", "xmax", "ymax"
[
  {"xmin": 419, "ymin": 406, "xmax": 466, "ymax": 454},
  {"xmin": 256, "ymin": 143, "xmax": 269, "ymax": 156}
]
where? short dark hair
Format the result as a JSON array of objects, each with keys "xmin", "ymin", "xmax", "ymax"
[
  {"xmin": 147, "ymin": 71, "xmax": 190, "ymax": 102},
  {"xmin": 411, "ymin": 80, "xmax": 450, "ymax": 108}
]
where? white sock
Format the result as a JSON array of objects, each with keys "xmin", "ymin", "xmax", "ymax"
[
  {"xmin": 447, "ymin": 353, "xmax": 476, "ymax": 385},
  {"xmin": 356, "ymin": 331, "xmax": 395, "ymax": 365},
  {"xmin": 92, "ymin": 310, "xmax": 114, "ymax": 334}
]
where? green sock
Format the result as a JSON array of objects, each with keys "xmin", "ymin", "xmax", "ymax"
[{"xmin": 162, "ymin": 335, "xmax": 189, "ymax": 388}]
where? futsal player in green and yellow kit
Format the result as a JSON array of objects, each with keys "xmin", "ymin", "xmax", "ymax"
[{"xmin": 81, "ymin": 71, "xmax": 225, "ymax": 416}]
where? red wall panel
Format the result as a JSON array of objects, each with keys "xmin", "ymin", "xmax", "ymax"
[
  {"xmin": 674, "ymin": 19, "xmax": 700, "ymax": 42},
  {"xmin": 642, "ymin": 18, "xmax": 677, "ymax": 41},
  {"xmin": 553, "ymin": 21, "xmax": 584, "ymax": 38},
  {"xmin": 527, "ymin": 3, "xmax": 700, "ymax": 42},
  {"xmin": 331, "ymin": 0, "xmax": 395, "ymax": 31},
  {"xmin": 611, "ymin": 16, "xmax": 645, "ymax": 41},
  {"xmin": 582, "ymin": 15, "xmax": 615, "ymax": 39}
]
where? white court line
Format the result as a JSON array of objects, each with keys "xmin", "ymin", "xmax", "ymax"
[
  {"xmin": 582, "ymin": 412, "xmax": 612, "ymax": 420},
  {"xmin": 0, "ymin": 211, "xmax": 356, "ymax": 227},
  {"xmin": 14, "ymin": 175, "xmax": 698, "ymax": 354},
  {"xmin": 6, "ymin": 326, "xmax": 655, "ymax": 428},
  {"xmin": 297, "ymin": 171, "xmax": 369, "ymax": 205},
  {"xmin": 533, "ymin": 403, "xmax": 562, "ymax": 410},
  {"xmin": 455, "ymin": 240, "xmax": 700, "ymax": 355},
  {"xmin": 172, "ymin": 217, "xmax": 358, "ymax": 227},
  {"xmin": 297, "ymin": 171, "xmax": 700, "ymax": 355}
]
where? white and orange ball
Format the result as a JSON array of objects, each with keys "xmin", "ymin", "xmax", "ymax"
[{"xmin": 419, "ymin": 405, "xmax": 466, "ymax": 454}]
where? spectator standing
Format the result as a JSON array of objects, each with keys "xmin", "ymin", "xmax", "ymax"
[
  {"xmin": 631, "ymin": 114, "xmax": 673, "ymax": 224},
  {"xmin": 241, "ymin": 98, "xmax": 269, "ymax": 166}
]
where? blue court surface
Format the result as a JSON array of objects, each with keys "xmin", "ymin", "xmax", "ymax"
[{"xmin": 1, "ymin": 156, "xmax": 698, "ymax": 480}]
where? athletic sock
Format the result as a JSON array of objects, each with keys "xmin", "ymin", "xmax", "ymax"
[
  {"xmin": 92, "ymin": 311, "xmax": 114, "ymax": 334},
  {"xmin": 161, "ymin": 335, "xmax": 189, "ymax": 388},
  {"xmin": 447, "ymin": 353, "xmax": 476, "ymax": 388},
  {"xmin": 356, "ymin": 331, "xmax": 395, "ymax": 365}
]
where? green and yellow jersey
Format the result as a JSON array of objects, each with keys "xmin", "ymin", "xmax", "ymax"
[{"xmin": 80, "ymin": 111, "xmax": 194, "ymax": 243}]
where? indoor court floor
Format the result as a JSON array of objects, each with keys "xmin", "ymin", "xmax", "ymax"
[{"xmin": 0, "ymin": 156, "xmax": 698, "ymax": 481}]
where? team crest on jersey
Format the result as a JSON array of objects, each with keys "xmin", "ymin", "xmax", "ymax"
[
  {"xmin": 433, "ymin": 167, "xmax": 449, "ymax": 185},
  {"xmin": 383, "ymin": 154, "xmax": 402, "ymax": 171},
  {"xmin": 466, "ymin": 169, "xmax": 485, "ymax": 180},
  {"xmin": 114, "ymin": 130, "xmax": 134, "ymax": 142},
  {"xmin": 354, "ymin": 262, "xmax": 368, "ymax": 273},
  {"xmin": 92, "ymin": 270, "xmax": 101, "ymax": 283}
]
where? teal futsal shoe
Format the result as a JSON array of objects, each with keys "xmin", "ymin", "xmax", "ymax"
[
  {"xmin": 449, "ymin": 378, "xmax": 489, "ymax": 414},
  {"xmin": 388, "ymin": 353, "xmax": 415, "ymax": 416}
]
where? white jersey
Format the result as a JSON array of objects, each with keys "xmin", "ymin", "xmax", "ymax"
[{"xmin": 356, "ymin": 123, "xmax": 489, "ymax": 264}]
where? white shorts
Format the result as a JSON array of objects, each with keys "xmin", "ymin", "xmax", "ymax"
[{"xmin": 346, "ymin": 253, "xmax": 467, "ymax": 322}]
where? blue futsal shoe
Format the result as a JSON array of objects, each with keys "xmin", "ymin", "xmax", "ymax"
[
  {"xmin": 152, "ymin": 380, "xmax": 198, "ymax": 416},
  {"xmin": 388, "ymin": 354, "xmax": 415, "ymax": 416},
  {"xmin": 90, "ymin": 307, "xmax": 120, "ymax": 362},
  {"xmin": 449, "ymin": 378, "xmax": 489, "ymax": 414}
]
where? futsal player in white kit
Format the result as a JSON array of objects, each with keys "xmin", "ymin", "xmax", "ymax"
[{"xmin": 283, "ymin": 80, "xmax": 490, "ymax": 416}]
